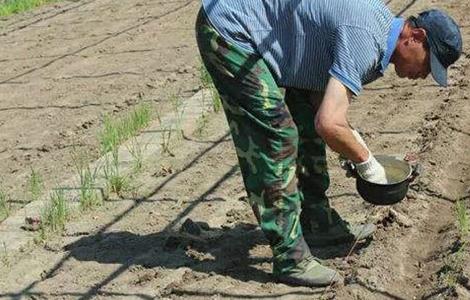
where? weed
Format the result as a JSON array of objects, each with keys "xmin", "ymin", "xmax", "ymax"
[
  {"xmin": 0, "ymin": 187, "xmax": 9, "ymax": 221},
  {"xmin": 0, "ymin": 0, "xmax": 57, "ymax": 17},
  {"xmin": 71, "ymin": 149, "xmax": 101, "ymax": 211},
  {"xmin": 27, "ymin": 167, "xmax": 43, "ymax": 203},
  {"xmin": 40, "ymin": 189, "xmax": 68, "ymax": 235},
  {"xmin": 160, "ymin": 126, "xmax": 175, "ymax": 157}
]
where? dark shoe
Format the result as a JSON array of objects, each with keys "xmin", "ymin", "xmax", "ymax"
[
  {"xmin": 277, "ymin": 256, "xmax": 343, "ymax": 287},
  {"xmin": 304, "ymin": 222, "xmax": 376, "ymax": 247}
]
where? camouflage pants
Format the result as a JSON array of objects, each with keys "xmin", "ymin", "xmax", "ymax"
[{"xmin": 196, "ymin": 9, "xmax": 333, "ymax": 275}]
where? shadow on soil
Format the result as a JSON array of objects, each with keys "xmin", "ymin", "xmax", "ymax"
[
  {"xmin": 64, "ymin": 220, "xmax": 364, "ymax": 283},
  {"xmin": 64, "ymin": 222, "xmax": 273, "ymax": 284}
]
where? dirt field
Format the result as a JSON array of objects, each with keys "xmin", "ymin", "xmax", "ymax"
[{"xmin": 0, "ymin": 0, "xmax": 469, "ymax": 299}]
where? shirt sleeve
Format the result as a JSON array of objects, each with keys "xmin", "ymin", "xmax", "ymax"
[{"xmin": 328, "ymin": 26, "xmax": 380, "ymax": 96}]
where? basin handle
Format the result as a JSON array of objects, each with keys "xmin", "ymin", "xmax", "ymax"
[
  {"xmin": 409, "ymin": 163, "xmax": 423, "ymax": 183},
  {"xmin": 340, "ymin": 160, "xmax": 358, "ymax": 179}
]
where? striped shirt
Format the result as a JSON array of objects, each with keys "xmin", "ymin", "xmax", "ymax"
[{"xmin": 202, "ymin": 0, "xmax": 404, "ymax": 95}]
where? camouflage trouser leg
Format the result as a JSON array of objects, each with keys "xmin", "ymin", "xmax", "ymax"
[
  {"xmin": 284, "ymin": 89, "xmax": 342, "ymax": 232},
  {"xmin": 196, "ymin": 9, "xmax": 311, "ymax": 275}
]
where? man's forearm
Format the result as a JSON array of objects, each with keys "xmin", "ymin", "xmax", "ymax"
[
  {"xmin": 314, "ymin": 77, "xmax": 369, "ymax": 163},
  {"xmin": 320, "ymin": 123, "xmax": 369, "ymax": 163}
]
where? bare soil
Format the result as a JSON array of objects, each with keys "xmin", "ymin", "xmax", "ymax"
[{"xmin": 0, "ymin": 0, "xmax": 469, "ymax": 299}]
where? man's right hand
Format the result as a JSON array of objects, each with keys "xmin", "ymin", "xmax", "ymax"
[
  {"xmin": 349, "ymin": 129, "xmax": 388, "ymax": 184},
  {"xmin": 354, "ymin": 154, "xmax": 387, "ymax": 184}
]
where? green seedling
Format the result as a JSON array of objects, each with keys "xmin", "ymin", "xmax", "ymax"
[
  {"xmin": 103, "ymin": 149, "xmax": 129, "ymax": 195},
  {"xmin": 27, "ymin": 168, "xmax": 43, "ymax": 203},
  {"xmin": 71, "ymin": 149, "xmax": 101, "ymax": 211},
  {"xmin": 0, "ymin": 187, "xmax": 9, "ymax": 221},
  {"xmin": 199, "ymin": 62, "xmax": 222, "ymax": 112},
  {"xmin": 0, "ymin": 0, "xmax": 58, "ymax": 17},
  {"xmin": 199, "ymin": 61, "xmax": 212, "ymax": 88},
  {"xmin": 155, "ymin": 106, "xmax": 163, "ymax": 125},
  {"xmin": 127, "ymin": 103, "xmax": 152, "ymax": 137},
  {"xmin": 195, "ymin": 112, "xmax": 210, "ymax": 138},
  {"xmin": 99, "ymin": 103, "xmax": 152, "ymax": 154},
  {"xmin": 40, "ymin": 189, "xmax": 69, "ymax": 235},
  {"xmin": 100, "ymin": 114, "xmax": 120, "ymax": 154},
  {"xmin": 169, "ymin": 94, "xmax": 185, "ymax": 139},
  {"xmin": 211, "ymin": 87, "xmax": 222, "ymax": 113},
  {"xmin": 127, "ymin": 137, "xmax": 148, "ymax": 172},
  {"xmin": 439, "ymin": 200, "xmax": 469, "ymax": 289}
]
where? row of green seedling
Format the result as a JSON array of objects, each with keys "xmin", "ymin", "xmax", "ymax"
[
  {"xmin": 99, "ymin": 103, "xmax": 152, "ymax": 195},
  {"xmin": 0, "ymin": 167, "xmax": 44, "ymax": 223},
  {"xmin": 440, "ymin": 199, "xmax": 469, "ymax": 289},
  {"xmin": 37, "ymin": 103, "xmax": 153, "ymax": 240}
]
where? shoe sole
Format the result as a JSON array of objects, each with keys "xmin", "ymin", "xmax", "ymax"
[
  {"xmin": 305, "ymin": 233, "xmax": 374, "ymax": 247},
  {"xmin": 277, "ymin": 274, "xmax": 343, "ymax": 287}
]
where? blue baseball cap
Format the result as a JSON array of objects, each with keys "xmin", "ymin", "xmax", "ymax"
[{"xmin": 413, "ymin": 9, "xmax": 463, "ymax": 86}]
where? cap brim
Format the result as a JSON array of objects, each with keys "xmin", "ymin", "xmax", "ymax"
[{"xmin": 430, "ymin": 51, "xmax": 448, "ymax": 87}]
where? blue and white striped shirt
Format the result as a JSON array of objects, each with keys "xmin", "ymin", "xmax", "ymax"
[{"xmin": 202, "ymin": 0, "xmax": 404, "ymax": 95}]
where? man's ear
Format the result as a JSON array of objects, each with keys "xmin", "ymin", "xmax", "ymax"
[{"xmin": 411, "ymin": 27, "xmax": 427, "ymax": 43}]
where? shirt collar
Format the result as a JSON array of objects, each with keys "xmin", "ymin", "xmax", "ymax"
[{"xmin": 380, "ymin": 17, "xmax": 405, "ymax": 74}]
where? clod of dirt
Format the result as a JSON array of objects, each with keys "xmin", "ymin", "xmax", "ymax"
[
  {"xmin": 133, "ymin": 270, "xmax": 159, "ymax": 286},
  {"xmin": 389, "ymin": 208, "xmax": 413, "ymax": 228},
  {"xmin": 21, "ymin": 216, "xmax": 41, "ymax": 232},
  {"xmin": 225, "ymin": 208, "xmax": 251, "ymax": 224},
  {"xmin": 153, "ymin": 165, "xmax": 174, "ymax": 177},
  {"xmin": 180, "ymin": 218, "xmax": 210, "ymax": 236}
]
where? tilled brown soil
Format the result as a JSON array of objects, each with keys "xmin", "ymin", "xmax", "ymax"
[
  {"xmin": 0, "ymin": 0, "xmax": 469, "ymax": 299},
  {"xmin": 0, "ymin": 0, "xmax": 201, "ymax": 205}
]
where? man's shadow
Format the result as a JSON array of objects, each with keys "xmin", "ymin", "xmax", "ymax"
[
  {"xmin": 65, "ymin": 221, "xmax": 273, "ymax": 283},
  {"xmin": 65, "ymin": 219, "xmax": 368, "ymax": 285}
]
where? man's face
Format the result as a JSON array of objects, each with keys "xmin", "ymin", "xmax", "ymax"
[{"xmin": 393, "ymin": 28, "xmax": 432, "ymax": 80}]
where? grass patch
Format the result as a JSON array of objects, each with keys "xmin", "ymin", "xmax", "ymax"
[
  {"xmin": 39, "ymin": 189, "xmax": 69, "ymax": 238},
  {"xmin": 99, "ymin": 103, "xmax": 152, "ymax": 154},
  {"xmin": 103, "ymin": 149, "xmax": 130, "ymax": 195},
  {"xmin": 0, "ymin": 0, "xmax": 57, "ymax": 17},
  {"xmin": 99, "ymin": 104, "xmax": 151, "ymax": 195},
  {"xmin": 71, "ymin": 149, "xmax": 101, "ymax": 211},
  {"xmin": 27, "ymin": 168, "xmax": 43, "ymax": 203}
]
